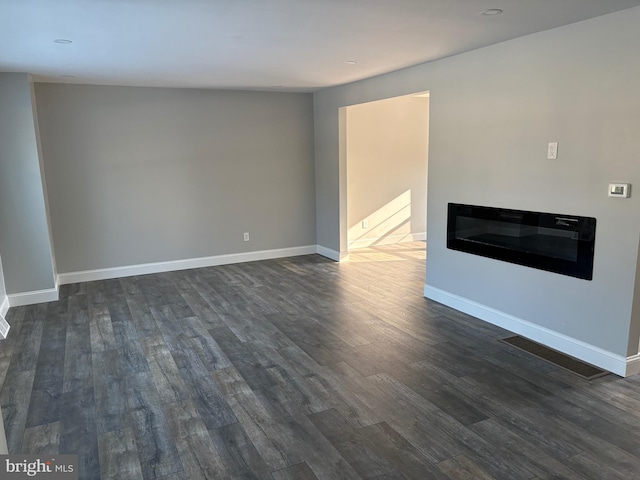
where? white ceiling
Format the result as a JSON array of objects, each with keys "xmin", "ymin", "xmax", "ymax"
[{"xmin": 1, "ymin": 0, "xmax": 639, "ymax": 92}]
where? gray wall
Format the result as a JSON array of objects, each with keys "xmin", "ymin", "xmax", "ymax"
[
  {"xmin": 346, "ymin": 95, "xmax": 428, "ymax": 249},
  {"xmin": 0, "ymin": 73, "xmax": 56, "ymax": 294},
  {"xmin": 35, "ymin": 84, "xmax": 316, "ymax": 273},
  {"xmin": 314, "ymin": 8, "xmax": 640, "ymax": 357}
]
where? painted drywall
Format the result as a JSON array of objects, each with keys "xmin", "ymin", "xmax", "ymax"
[
  {"xmin": 0, "ymin": 73, "xmax": 56, "ymax": 295},
  {"xmin": 314, "ymin": 7, "xmax": 640, "ymax": 358},
  {"xmin": 35, "ymin": 84, "xmax": 316, "ymax": 273},
  {"xmin": 628, "ymin": 237, "xmax": 640, "ymax": 356},
  {"xmin": 346, "ymin": 94, "xmax": 428, "ymax": 249},
  {"xmin": 30, "ymin": 81, "xmax": 58, "ymax": 281}
]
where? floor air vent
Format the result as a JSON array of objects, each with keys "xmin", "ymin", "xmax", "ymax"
[{"xmin": 500, "ymin": 336, "xmax": 608, "ymax": 380}]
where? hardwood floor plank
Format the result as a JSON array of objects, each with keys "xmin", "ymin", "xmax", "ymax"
[
  {"xmin": 211, "ymin": 367, "xmax": 253, "ymax": 398},
  {"xmin": 60, "ymin": 387, "xmax": 100, "ymax": 480},
  {"xmin": 278, "ymin": 346, "xmax": 382, "ymax": 429},
  {"xmin": 64, "ymin": 295, "xmax": 93, "ymax": 393},
  {"xmin": 170, "ymin": 342, "xmax": 238, "ymax": 429},
  {"xmin": 566, "ymin": 452, "xmax": 632, "ymax": 480},
  {"xmin": 427, "ymin": 370, "xmax": 585, "ymax": 462},
  {"xmin": 455, "ymin": 372, "xmax": 640, "ymax": 474},
  {"xmin": 125, "ymin": 372, "xmax": 183, "ymax": 479},
  {"xmin": 270, "ymin": 462, "xmax": 319, "ymax": 480},
  {"xmin": 163, "ymin": 400, "xmax": 226, "ymax": 479},
  {"xmin": 172, "ymin": 279, "xmax": 228, "ymax": 329},
  {"xmin": 145, "ymin": 345, "xmax": 189, "ymax": 405},
  {"xmin": 125, "ymin": 294, "xmax": 161, "ymax": 338},
  {"xmin": 179, "ymin": 316, "xmax": 233, "ymax": 371},
  {"xmin": 117, "ymin": 338, "xmax": 150, "ymax": 376},
  {"xmin": 210, "ymin": 421, "xmax": 272, "ymax": 480},
  {"xmin": 1, "ymin": 369, "xmax": 36, "ymax": 452},
  {"xmin": 225, "ymin": 392, "xmax": 293, "ymax": 471},
  {"xmin": 253, "ymin": 344, "xmax": 331, "ymax": 415},
  {"xmin": 10, "ymin": 304, "xmax": 45, "ymax": 372},
  {"xmin": 391, "ymin": 365, "xmax": 489, "ymax": 426},
  {"xmin": 98, "ymin": 427, "xmax": 145, "ymax": 480},
  {"xmin": 469, "ymin": 419, "xmax": 587, "ymax": 480},
  {"xmin": 308, "ymin": 408, "xmax": 447, "ymax": 480},
  {"xmin": 22, "ymin": 421, "xmax": 60, "ymax": 455},
  {"xmin": 89, "ymin": 304, "xmax": 117, "ymax": 353},
  {"xmin": 110, "ymin": 299, "xmax": 141, "ymax": 341},
  {"xmin": 326, "ymin": 363, "xmax": 458, "ymax": 464},
  {"xmin": 436, "ymin": 454, "xmax": 496, "ymax": 480},
  {"xmin": 253, "ymin": 389, "xmax": 362, "ymax": 480},
  {"xmin": 265, "ymin": 312, "xmax": 367, "ymax": 368},
  {"xmin": 210, "ymin": 325, "xmax": 279, "ymax": 391},
  {"xmin": 93, "ymin": 349, "xmax": 128, "ymax": 434},
  {"xmin": 576, "ymin": 377, "xmax": 640, "ymax": 419},
  {"xmin": 150, "ymin": 304, "xmax": 186, "ymax": 352},
  {"xmin": 24, "ymin": 345, "xmax": 65, "ymax": 428},
  {"xmin": 0, "ymin": 307, "xmax": 27, "ymax": 387},
  {"xmin": 0, "ymin": 243, "xmax": 639, "ymax": 479}
]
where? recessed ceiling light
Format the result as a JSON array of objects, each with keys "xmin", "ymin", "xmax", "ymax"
[
  {"xmin": 345, "ymin": 60, "xmax": 357, "ymax": 65},
  {"xmin": 481, "ymin": 9, "xmax": 503, "ymax": 16},
  {"xmin": 53, "ymin": 39, "xmax": 73, "ymax": 44}
]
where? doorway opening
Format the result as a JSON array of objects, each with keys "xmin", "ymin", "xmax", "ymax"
[{"xmin": 339, "ymin": 91, "xmax": 430, "ymax": 262}]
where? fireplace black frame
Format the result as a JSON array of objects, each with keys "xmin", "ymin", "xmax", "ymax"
[{"xmin": 447, "ymin": 203, "xmax": 596, "ymax": 280}]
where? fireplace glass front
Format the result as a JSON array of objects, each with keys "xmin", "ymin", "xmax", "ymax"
[{"xmin": 447, "ymin": 204, "xmax": 596, "ymax": 280}]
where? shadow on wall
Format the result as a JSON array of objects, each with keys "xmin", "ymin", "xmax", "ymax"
[{"xmin": 348, "ymin": 190, "xmax": 414, "ymax": 249}]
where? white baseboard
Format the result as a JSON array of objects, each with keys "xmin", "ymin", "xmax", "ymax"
[
  {"xmin": 0, "ymin": 316, "xmax": 9, "ymax": 339},
  {"xmin": 626, "ymin": 354, "xmax": 640, "ymax": 377},
  {"xmin": 58, "ymin": 245, "xmax": 318, "ymax": 285},
  {"xmin": 8, "ymin": 287, "xmax": 59, "ymax": 308},
  {"xmin": 0, "ymin": 295, "xmax": 8, "ymax": 318},
  {"xmin": 423, "ymin": 284, "xmax": 634, "ymax": 377},
  {"xmin": 349, "ymin": 232, "xmax": 426, "ymax": 250},
  {"xmin": 0, "ymin": 296, "xmax": 9, "ymax": 338},
  {"xmin": 316, "ymin": 245, "xmax": 348, "ymax": 262}
]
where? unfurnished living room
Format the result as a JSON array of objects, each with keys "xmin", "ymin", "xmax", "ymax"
[{"xmin": 1, "ymin": 1, "xmax": 640, "ymax": 479}]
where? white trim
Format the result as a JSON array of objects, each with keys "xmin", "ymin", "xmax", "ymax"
[
  {"xmin": 0, "ymin": 296, "xmax": 9, "ymax": 338},
  {"xmin": 348, "ymin": 232, "xmax": 426, "ymax": 250},
  {"xmin": 626, "ymin": 354, "xmax": 640, "ymax": 377},
  {"xmin": 0, "ymin": 295, "xmax": 8, "ymax": 318},
  {"xmin": 316, "ymin": 245, "xmax": 348, "ymax": 262},
  {"xmin": 8, "ymin": 287, "xmax": 59, "ymax": 307},
  {"xmin": 0, "ymin": 316, "xmax": 9, "ymax": 339},
  {"xmin": 423, "ymin": 284, "xmax": 632, "ymax": 377},
  {"xmin": 0, "ymin": 294, "xmax": 8, "ymax": 338},
  {"xmin": 0, "ymin": 402, "xmax": 7, "ymax": 454},
  {"xmin": 58, "ymin": 245, "xmax": 318, "ymax": 285}
]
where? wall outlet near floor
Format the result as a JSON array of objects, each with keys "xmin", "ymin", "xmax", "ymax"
[
  {"xmin": 362, "ymin": 220, "xmax": 369, "ymax": 229},
  {"xmin": 243, "ymin": 232, "xmax": 250, "ymax": 241}
]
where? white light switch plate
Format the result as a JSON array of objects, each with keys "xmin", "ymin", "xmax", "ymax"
[{"xmin": 547, "ymin": 142, "xmax": 558, "ymax": 160}]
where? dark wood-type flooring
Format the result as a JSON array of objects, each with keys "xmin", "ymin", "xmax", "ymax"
[{"xmin": 2, "ymin": 242, "xmax": 640, "ymax": 479}]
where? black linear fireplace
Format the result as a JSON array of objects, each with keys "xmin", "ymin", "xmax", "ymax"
[{"xmin": 447, "ymin": 204, "xmax": 596, "ymax": 280}]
